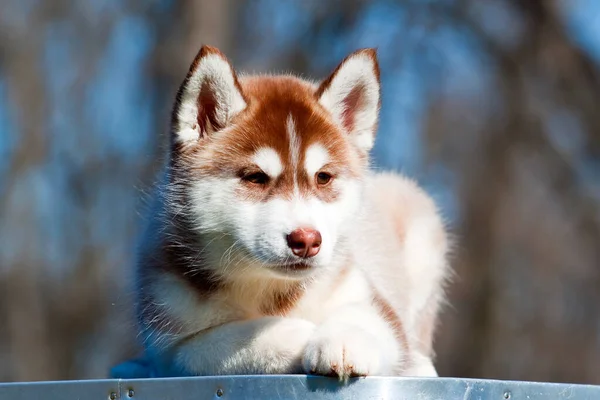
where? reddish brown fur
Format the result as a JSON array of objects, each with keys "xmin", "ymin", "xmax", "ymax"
[
  {"xmin": 260, "ymin": 283, "xmax": 305, "ymax": 316},
  {"xmin": 158, "ymin": 48, "xmax": 379, "ymax": 325},
  {"xmin": 176, "ymin": 72, "xmax": 366, "ymax": 204},
  {"xmin": 370, "ymin": 285, "xmax": 411, "ymax": 358}
]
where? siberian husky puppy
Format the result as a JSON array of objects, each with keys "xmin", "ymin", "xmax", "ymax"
[{"xmin": 136, "ymin": 45, "xmax": 450, "ymax": 379}]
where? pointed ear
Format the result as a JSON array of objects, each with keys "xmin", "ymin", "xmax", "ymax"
[
  {"xmin": 171, "ymin": 45, "xmax": 247, "ymax": 144},
  {"xmin": 316, "ymin": 48, "xmax": 380, "ymax": 154}
]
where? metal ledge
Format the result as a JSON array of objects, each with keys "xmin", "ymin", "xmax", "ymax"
[{"xmin": 0, "ymin": 376, "xmax": 599, "ymax": 399}]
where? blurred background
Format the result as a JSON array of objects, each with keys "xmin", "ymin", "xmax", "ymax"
[{"xmin": 1, "ymin": 0, "xmax": 599, "ymax": 384}]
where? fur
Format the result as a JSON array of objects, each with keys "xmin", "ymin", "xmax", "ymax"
[{"xmin": 135, "ymin": 45, "xmax": 451, "ymax": 379}]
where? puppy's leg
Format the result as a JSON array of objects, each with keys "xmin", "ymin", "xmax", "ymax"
[
  {"xmin": 172, "ymin": 317, "xmax": 316, "ymax": 375},
  {"xmin": 402, "ymin": 351, "xmax": 438, "ymax": 377}
]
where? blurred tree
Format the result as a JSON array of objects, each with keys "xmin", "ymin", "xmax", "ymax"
[
  {"xmin": 0, "ymin": 0, "xmax": 598, "ymax": 384},
  {"xmin": 414, "ymin": 0, "xmax": 600, "ymax": 382},
  {"xmin": 0, "ymin": 0, "xmax": 242, "ymax": 381}
]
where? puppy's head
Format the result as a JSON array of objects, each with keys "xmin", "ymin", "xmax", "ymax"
[{"xmin": 168, "ymin": 45, "xmax": 380, "ymax": 280}]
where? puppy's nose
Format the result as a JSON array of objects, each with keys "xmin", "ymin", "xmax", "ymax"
[{"xmin": 286, "ymin": 228, "xmax": 322, "ymax": 258}]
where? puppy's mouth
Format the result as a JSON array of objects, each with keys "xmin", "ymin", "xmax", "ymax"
[
  {"xmin": 279, "ymin": 262, "xmax": 312, "ymax": 271},
  {"xmin": 268, "ymin": 259, "xmax": 315, "ymax": 276}
]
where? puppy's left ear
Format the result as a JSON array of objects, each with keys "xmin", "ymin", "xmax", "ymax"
[
  {"xmin": 171, "ymin": 45, "xmax": 247, "ymax": 145},
  {"xmin": 316, "ymin": 48, "xmax": 381, "ymax": 154}
]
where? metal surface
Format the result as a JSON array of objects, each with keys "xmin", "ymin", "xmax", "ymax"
[{"xmin": 0, "ymin": 375, "xmax": 599, "ymax": 399}]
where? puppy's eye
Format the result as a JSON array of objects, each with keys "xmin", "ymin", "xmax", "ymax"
[
  {"xmin": 316, "ymin": 172, "xmax": 333, "ymax": 186},
  {"xmin": 242, "ymin": 172, "xmax": 270, "ymax": 185}
]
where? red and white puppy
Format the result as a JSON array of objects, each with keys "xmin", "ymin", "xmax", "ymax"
[{"xmin": 136, "ymin": 45, "xmax": 450, "ymax": 379}]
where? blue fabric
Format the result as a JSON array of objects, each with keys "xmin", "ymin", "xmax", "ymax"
[{"xmin": 110, "ymin": 358, "xmax": 156, "ymax": 379}]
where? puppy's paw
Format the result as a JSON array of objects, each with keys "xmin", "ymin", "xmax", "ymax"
[
  {"xmin": 302, "ymin": 326, "xmax": 382, "ymax": 380},
  {"xmin": 263, "ymin": 318, "xmax": 317, "ymax": 374}
]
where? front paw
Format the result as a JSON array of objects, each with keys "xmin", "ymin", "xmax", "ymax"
[
  {"xmin": 253, "ymin": 318, "xmax": 317, "ymax": 374},
  {"xmin": 302, "ymin": 326, "xmax": 381, "ymax": 380}
]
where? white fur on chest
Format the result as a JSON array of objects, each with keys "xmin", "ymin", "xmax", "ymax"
[{"xmin": 290, "ymin": 267, "xmax": 372, "ymax": 323}]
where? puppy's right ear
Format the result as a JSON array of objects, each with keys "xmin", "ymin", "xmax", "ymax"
[{"xmin": 171, "ymin": 45, "xmax": 247, "ymax": 145}]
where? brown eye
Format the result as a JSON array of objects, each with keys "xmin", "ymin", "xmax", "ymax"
[
  {"xmin": 243, "ymin": 172, "xmax": 270, "ymax": 185},
  {"xmin": 316, "ymin": 172, "xmax": 333, "ymax": 186}
]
